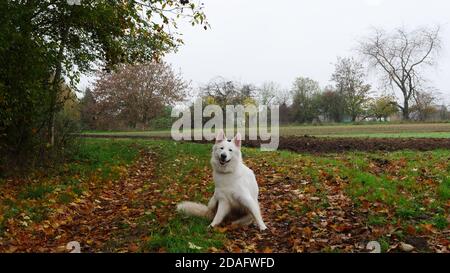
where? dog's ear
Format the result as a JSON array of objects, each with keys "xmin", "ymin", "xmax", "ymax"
[
  {"xmin": 233, "ymin": 132, "xmax": 242, "ymax": 148},
  {"xmin": 215, "ymin": 129, "xmax": 225, "ymax": 143}
]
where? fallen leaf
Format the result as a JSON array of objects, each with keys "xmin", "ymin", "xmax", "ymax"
[
  {"xmin": 188, "ymin": 242, "xmax": 202, "ymax": 250},
  {"xmin": 400, "ymin": 242, "xmax": 414, "ymax": 252}
]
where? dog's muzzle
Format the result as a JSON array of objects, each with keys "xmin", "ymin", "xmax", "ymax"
[{"xmin": 219, "ymin": 158, "xmax": 231, "ymax": 165}]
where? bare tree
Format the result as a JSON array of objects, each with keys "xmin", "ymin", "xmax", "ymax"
[
  {"xmin": 273, "ymin": 88, "xmax": 292, "ymax": 106},
  {"xmin": 257, "ymin": 81, "xmax": 281, "ymax": 105},
  {"xmin": 411, "ymin": 91, "xmax": 437, "ymax": 121},
  {"xmin": 258, "ymin": 85, "xmax": 292, "ymax": 123},
  {"xmin": 201, "ymin": 77, "xmax": 255, "ymax": 107},
  {"xmin": 332, "ymin": 57, "xmax": 372, "ymax": 121},
  {"xmin": 359, "ymin": 26, "xmax": 441, "ymax": 120},
  {"xmin": 92, "ymin": 62, "xmax": 187, "ymax": 129}
]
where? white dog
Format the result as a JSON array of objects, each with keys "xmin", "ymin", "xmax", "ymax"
[{"xmin": 177, "ymin": 130, "xmax": 267, "ymax": 231}]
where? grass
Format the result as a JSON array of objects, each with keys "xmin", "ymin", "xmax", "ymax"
[
  {"xmin": 67, "ymin": 138, "xmax": 140, "ymax": 179},
  {"xmin": 18, "ymin": 184, "xmax": 55, "ymax": 200},
  {"xmin": 134, "ymin": 139, "xmax": 448, "ymax": 252},
  {"xmin": 1, "ymin": 138, "xmax": 448, "ymax": 252},
  {"xmin": 377, "ymin": 237, "xmax": 391, "ymax": 253},
  {"xmin": 81, "ymin": 122, "xmax": 450, "ymax": 138},
  {"xmin": 367, "ymin": 214, "xmax": 388, "ymax": 226},
  {"xmin": 134, "ymin": 140, "xmax": 222, "ymax": 252},
  {"xmin": 142, "ymin": 217, "xmax": 225, "ymax": 253},
  {"xmin": 343, "ymin": 150, "xmax": 449, "ymax": 224},
  {"xmin": 433, "ymin": 215, "xmax": 448, "ymax": 230},
  {"xmin": 438, "ymin": 178, "xmax": 450, "ymax": 200}
]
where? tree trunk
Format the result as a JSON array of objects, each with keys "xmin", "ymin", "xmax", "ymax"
[
  {"xmin": 402, "ymin": 97, "xmax": 410, "ymax": 120},
  {"xmin": 48, "ymin": 75, "xmax": 60, "ymax": 147},
  {"xmin": 48, "ymin": 28, "xmax": 68, "ymax": 146}
]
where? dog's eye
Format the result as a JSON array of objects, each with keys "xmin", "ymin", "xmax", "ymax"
[
  {"xmin": 229, "ymin": 149, "xmax": 232, "ymax": 152},
  {"xmin": 220, "ymin": 147, "xmax": 224, "ymax": 150}
]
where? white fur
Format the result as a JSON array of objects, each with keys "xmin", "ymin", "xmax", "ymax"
[
  {"xmin": 177, "ymin": 130, "xmax": 267, "ymax": 231},
  {"xmin": 177, "ymin": 201, "xmax": 214, "ymax": 219}
]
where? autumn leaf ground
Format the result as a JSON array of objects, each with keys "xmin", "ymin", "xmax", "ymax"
[{"xmin": 0, "ymin": 139, "xmax": 449, "ymax": 252}]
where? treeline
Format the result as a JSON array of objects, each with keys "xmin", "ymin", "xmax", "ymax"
[
  {"xmin": 79, "ymin": 25, "xmax": 448, "ymax": 130},
  {"xmin": 78, "ymin": 57, "xmax": 449, "ymax": 131}
]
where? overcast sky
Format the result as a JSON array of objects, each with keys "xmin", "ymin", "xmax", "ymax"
[
  {"xmin": 78, "ymin": 0, "xmax": 450, "ymax": 103},
  {"xmin": 163, "ymin": 0, "xmax": 450, "ymax": 104}
]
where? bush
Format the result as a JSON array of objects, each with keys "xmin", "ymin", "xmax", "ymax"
[{"xmin": 0, "ymin": 107, "xmax": 81, "ymax": 177}]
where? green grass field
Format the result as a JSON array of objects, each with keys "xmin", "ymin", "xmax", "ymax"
[
  {"xmin": 82, "ymin": 122, "xmax": 450, "ymax": 138},
  {"xmin": 1, "ymin": 138, "xmax": 448, "ymax": 252}
]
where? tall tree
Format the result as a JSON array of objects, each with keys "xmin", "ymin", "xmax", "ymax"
[
  {"xmin": 359, "ymin": 26, "xmax": 441, "ymax": 120},
  {"xmin": 317, "ymin": 86, "xmax": 346, "ymax": 123},
  {"xmin": 291, "ymin": 77, "xmax": 321, "ymax": 123},
  {"xmin": 367, "ymin": 96, "xmax": 398, "ymax": 121},
  {"xmin": 0, "ymin": 1, "xmax": 53, "ymax": 163},
  {"xmin": 331, "ymin": 57, "xmax": 371, "ymax": 121},
  {"xmin": 92, "ymin": 62, "xmax": 187, "ymax": 129}
]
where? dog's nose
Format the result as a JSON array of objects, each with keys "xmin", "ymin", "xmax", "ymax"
[{"xmin": 220, "ymin": 154, "xmax": 227, "ymax": 160}]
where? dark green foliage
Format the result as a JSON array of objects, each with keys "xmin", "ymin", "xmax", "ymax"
[
  {"xmin": 0, "ymin": 0, "xmax": 207, "ymax": 173},
  {"xmin": 148, "ymin": 106, "xmax": 176, "ymax": 130}
]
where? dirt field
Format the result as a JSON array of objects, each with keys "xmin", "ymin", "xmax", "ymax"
[
  {"xmin": 280, "ymin": 123, "xmax": 450, "ymax": 137},
  {"xmin": 243, "ymin": 136, "xmax": 450, "ymax": 153}
]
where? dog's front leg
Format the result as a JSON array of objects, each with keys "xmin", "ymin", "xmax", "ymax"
[
  {"xmin": 205, "ymin": 196, "xmax": 218, "ymax": 220},
  {"xmin": 240, "ymin": 196, "xmax": 267, "ymax": 231},
  {"xmin": 207, "ymin": 196, "xmax": 218, "ymax": 211},
  {"xmin": 209, "ymin": 200, "xmax": 230, "ymax": 228}
]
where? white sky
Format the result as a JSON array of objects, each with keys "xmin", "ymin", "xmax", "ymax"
[
  {"xmin": 79, "ymin": 0, "xmax": 450, "ymax": 103},
  {"xmin": 164, "ymin": 0, "xmax": 450, "ymax": 104}
]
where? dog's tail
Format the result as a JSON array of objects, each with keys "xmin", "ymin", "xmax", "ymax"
[{"xmin": 177, "ymin": 201, "xmax": 214, "ymax": 219}]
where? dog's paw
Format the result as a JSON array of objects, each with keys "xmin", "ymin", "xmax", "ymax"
[{"xmin": 259, "ymin": 224, "xmax": 268, "ymax": 231}]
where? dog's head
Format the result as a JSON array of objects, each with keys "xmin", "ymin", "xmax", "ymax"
[{"xmin": 211, "ymin": 130, "xmax": 242, "ymax": 172}]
